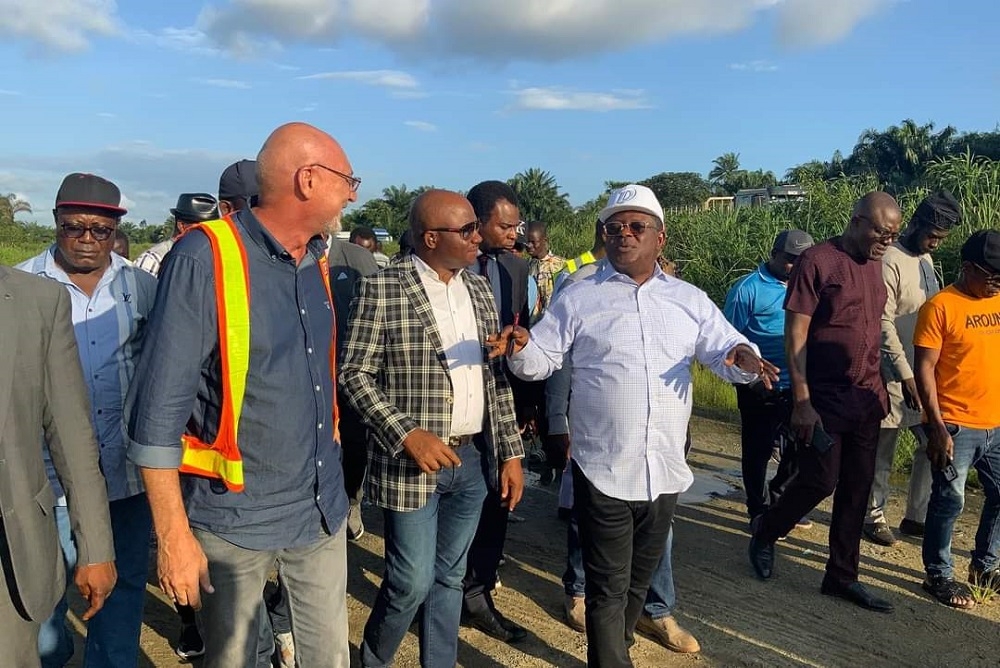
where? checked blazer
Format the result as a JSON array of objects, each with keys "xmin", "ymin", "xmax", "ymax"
[{"xmin": 339, "ymin": 255, "xmax": 523, "ymax": 512}]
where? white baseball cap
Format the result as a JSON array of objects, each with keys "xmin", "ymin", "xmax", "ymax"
[{"xmin": 598, "ymin": 184, "xmax": 664, "ymax": 225}]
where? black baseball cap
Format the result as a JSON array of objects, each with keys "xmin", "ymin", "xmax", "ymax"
[
  {"xmin": 218, "ymin": 159, "xmax": 259, "ymax": 202},
  {"xmin": 54, "ymin": 173, "xmax": 127, "ymax": 216},
  {"xmin": 772, "ymin": 229, "xmax": 814, "ymax": 256},
  {"xmin": 961, "ymin": 229, "xmax": 1000, "ymax": 273}
]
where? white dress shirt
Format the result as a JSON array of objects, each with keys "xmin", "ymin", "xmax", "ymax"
[
  {"xmin": 508, "ymin": 260, "xmax": 757, "ymax": 501},
  {"xmin": 413, "ymin": 255, "xmax": 485, "ymax": 437}
]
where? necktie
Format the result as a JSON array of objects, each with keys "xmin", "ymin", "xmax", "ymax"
[{"xmin": 478, "ymin": 254, "xmax": 490, "ymax": 277}]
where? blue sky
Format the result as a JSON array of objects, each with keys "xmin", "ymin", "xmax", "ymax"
[{"xmin": 1, "ymin": 0, "xmax": 998, "ymax": 225}]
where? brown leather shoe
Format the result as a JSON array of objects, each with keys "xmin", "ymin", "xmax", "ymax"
[
  {"xmin": 635, "ymin": 615, "xmax": 701, "ymax": 653},
  {"xmin": 564, "ymin": 595, "xmax": 586, "ymax": 633}
]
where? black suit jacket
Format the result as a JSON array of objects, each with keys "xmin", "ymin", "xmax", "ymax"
[
  {"xmin": 327, "ymin": 239, "xmax": 379, "ymax": 355},
  {"xmin": 475, "ymin": 251, "xmax": 530, "ymax": 329}
]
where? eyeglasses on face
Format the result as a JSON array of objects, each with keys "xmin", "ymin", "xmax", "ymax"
[
  {"xmin": 309, "ymin": 163, "xmax": 361, "ymax": 193},
  {"xmin": 972, "ymin": 262, "xmax": 1000, "ymax": 287},
  {"xmin": 603, "ymin": 220, "xmax": 656, "ymax": 237},
  {"xmin": 425, "ymin": 221, "xmax": 481, "ymax": 240},
  {"xmin": 59, "ymin": 222, "xmax": 115, "ymax": 241}
]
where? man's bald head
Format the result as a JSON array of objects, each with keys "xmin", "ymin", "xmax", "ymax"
[
  {"xmin": 409, "ymin": 189, "xmax": 481, "ymax": 275},
  {"xmin": 257, "ymin": 122, "xmax": 348, "ymax": 200},
  {"xmin": 851, "ymin": 191, "xmax": 899, "ymax": 222},
  {"xmin": 253, "ymin": 122, "xmax": 357, "ymax": 239},
  {"xmin": 846, "ymin": 191, "xmax": 902, "ymax": 261}
]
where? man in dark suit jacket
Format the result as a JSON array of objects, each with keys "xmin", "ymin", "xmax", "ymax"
[
  {"xmin": 0, "ymin": 266, "xmax": 116, "ymax": 667},
  {"xmin": 340, "ymin": 190, "xmax": 524, "ymax": 668},
  {"xmin": 460, "ymin": 180, "xmax": 531, "ymax": 641}
]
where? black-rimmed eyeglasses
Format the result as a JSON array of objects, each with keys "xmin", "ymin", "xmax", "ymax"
[
  {"xmin": 59, "ymin": 223, "xmax": 115, "ymax": 241},
  {"xmin": 425, "ymin": 221, "xmax": 481, "ymax": 240}
]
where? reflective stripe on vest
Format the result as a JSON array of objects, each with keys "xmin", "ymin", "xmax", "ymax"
[
  {"xmin": 564, "ymin": 250, "xmax": 597, "ymax": 276},
  {"xmin": 178, "ymin": 217, "xmax": 339, "ymax": 493}
]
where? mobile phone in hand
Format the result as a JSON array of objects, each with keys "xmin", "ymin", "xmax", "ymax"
[
  {"xmin": 810, "ymin": 425, "xmax": 836, "ymax": 453},
  {"xmin": 943, "ymin": 459, "xmax": 959, "ymax": 482}
]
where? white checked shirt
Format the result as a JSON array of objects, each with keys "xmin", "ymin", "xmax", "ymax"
[
  {"xmin": 508, "ymin": 260, "xmax": 757, "ymax": 501},
  {"xmin": 412, "ymin": 255, "xmax": 485, "ymax": 436},
  {"xmin": 18, "ymin": 247, "xmax": 157, "ymax": 502}
]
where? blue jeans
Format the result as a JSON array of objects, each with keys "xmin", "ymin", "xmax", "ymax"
[
  {"xmin": 39, "ymin": 494, "xmax": 152, "ymax": 668},
  {"xmin": 923, "ymin": 424, "xmax": 1000, "ymax": 579},
  {"xmin": 361, "ymin": 443, "xmax": 488, "ymax": 668},
  {"xmin": 563, "ymin": 513, "xmax": 676, "ymax": 618}
]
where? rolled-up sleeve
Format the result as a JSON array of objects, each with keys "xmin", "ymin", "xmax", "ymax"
[{"xmin": 126, "ymin": 240, "xmax": 217, "ymax": 469}]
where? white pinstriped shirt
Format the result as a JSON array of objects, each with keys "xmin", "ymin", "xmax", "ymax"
[{"xmin": 509, "ymin": 260, "xmax": 757, "ymax": 501}]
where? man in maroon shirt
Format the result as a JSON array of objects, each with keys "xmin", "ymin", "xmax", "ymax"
[{"xmin": 748, "ymin": 192, "xmax": 901, "ymax": 613}]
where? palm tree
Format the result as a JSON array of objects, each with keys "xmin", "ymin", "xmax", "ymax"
[
  {"xmin": 508, "ymin": 168, "xmax": 571, "ymax": 222},
  {"xmin": 708, "ymin": 153, "xmax": 741, "ymax": 193},
  {"xmin": 0, "ymin": 193, "xmax": 31, "ymax": 226}
]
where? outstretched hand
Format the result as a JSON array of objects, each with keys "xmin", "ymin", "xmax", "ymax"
[{"xmin": 725, "ymin": 344, "xmax": 780, "ymax": 389}]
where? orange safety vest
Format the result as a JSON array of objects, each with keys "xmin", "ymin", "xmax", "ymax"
[{"xmin": 178, "ymin": 215, "xmax": 339, "ymax": 492}]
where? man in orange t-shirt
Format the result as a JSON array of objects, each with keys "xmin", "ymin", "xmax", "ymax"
[{"xmin": 914, "ymin": 229, "xmax": 1000, "ymax": 610}]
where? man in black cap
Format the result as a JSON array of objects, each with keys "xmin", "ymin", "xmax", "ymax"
[
  {"xmin": 218, "ymin": 159, "xmax": 259, "ymax": 216},
  {"xmin": 914, "ymin": 229, "xmax": 1000, "ymax": 609},
  {"xmin": 17, "ymin": 172, "xmax": 158, "ymax": 667},
  {"xmin": 135, "ymin": 193, "xmax": 219, "ymax": 277},
  {"xmin": 863, "ymin": 191, "xmax": 960, "ymax": 547},
  {"xmin": 724, "ymin": 229, "xmax": 815, "ymax": 527}
]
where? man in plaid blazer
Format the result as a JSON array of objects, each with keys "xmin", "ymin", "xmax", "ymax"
[{"xmin": 340, "ymin": 189, "xmax": 524, "ymax": 668}]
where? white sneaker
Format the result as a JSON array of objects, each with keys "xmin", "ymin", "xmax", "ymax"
[{"xmin": 346, "ymin": 503, "xmax": 364, "ymax": 541}]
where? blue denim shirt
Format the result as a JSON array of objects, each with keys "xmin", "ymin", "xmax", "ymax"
[
  {"xmin": 126, "ymin": 209, "xmax": 347, "ymax": 550},
  {"xmin": 17, "ymin": 248, "xmax": 156, "ymax": 503}
]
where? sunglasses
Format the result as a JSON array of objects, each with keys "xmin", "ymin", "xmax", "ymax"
[
  {"xmin": 426, "ymin": 221, "xmax": 481, "ymax": 240},
  {"xmin": 59, "ymin": 223, "xmax": 115, "ymax": 241},
  {"xmin": 309, "ymin": 163, "xmax": 361, "ymax": 193},
  {"xmin": 972, "ymin": 262, "xmax": 1000, "ymax": 287},
  {"xmin": 603, "ymin": 221, "xmax": 656, "ymax": 237}
]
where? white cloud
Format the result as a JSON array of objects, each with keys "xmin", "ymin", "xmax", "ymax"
[
  {"xmin": 509, "ymin": 87, "xmax": 651, "ymax": 112},
  {"xmin": 729, "ymin": 59, "xmax": 778, "ymax": 72},
  {"xmin": 97, "ymin": 112, "xmax": 116, "ymax": 118},
  {"xmin": 193, "ymin": 77, "xmax": 253, "ymax": 89},
  {"xmin": 777, "ymin": 0, "xmax": 890, "ymax": 48},
  {"xmin": 194, "ymin": 0, "xmax": 887, "ymax": 61},
  {"xmin": 0, "ymin": 89, "xmax": 22, "ymax": 96},
  {"xmin": 404, "ymin": 120, "xmax": 437, "ymax": 132},
  {"xmin": 297, "ymin": 69, "xmax": 419, "ymax": 89},
  {"xmin": 0, "ymin": 0, "xmax": 120, "ymax": 52}
]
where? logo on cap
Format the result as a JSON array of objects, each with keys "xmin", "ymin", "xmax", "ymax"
[{"xmin": 613, "ymin": 188, "xmax": 638, "ymax": 204}]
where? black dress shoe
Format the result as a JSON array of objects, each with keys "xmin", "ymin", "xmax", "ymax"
[
  {"xmin": 463, "ymin": 609, "xmax": 527, "ymax": 643},
  {"xmin": 748, "ymin": 532, "xmax": 775, "ymax": 579},
  {"xmin": 898, "ymin": 519, "xmax": 925, "ymax": 537},
  {"xmin": 821, "ymin": 580, "xmax": 894, "ymax": 613}
]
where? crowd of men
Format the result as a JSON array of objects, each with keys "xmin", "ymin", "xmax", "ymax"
[{"xmin": 1, "ymin": 120, "xmax": 999, "ymax": 668}]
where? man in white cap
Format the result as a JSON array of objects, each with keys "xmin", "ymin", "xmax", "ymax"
[{"xmin": 493, "ymin": 184, "xmax": 776, "ymax": 668}]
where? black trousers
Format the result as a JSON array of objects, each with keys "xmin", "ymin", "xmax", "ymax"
[
  {"xmin": 573, "ymin": 461, "xmax": 677, "ymax": 668},
  {"xmin": 757, "ymin": 418, "xmax": 880, "ymax": 586},
  {"xmin": 735, "ymin": 384, "xmax": 797, "ymax": 520},
  {"xmin": 462, "ymin": 485, "xmax": 510, "ymax": 614},
  {"xmin": 339, "ymin": 404, "xmax": 368, "ymax": 504}
]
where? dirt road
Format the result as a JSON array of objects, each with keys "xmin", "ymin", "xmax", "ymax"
[{"xmin": 65, "ymin": 415, "xmax": 1000, "ymax": 667}]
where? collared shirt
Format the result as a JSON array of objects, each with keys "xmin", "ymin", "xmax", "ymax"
[
  {"xmin": 17, "ymin": 247, "xmax": 157, "ymax": 503},
  {"xmin": 785, "ymin": 238, "xmax": 888, "ymax": 432},
  {"xmin": 127, "ymin": 208, "xmax": 347, "ymax": 551},
  {"xmin": 412, "ymin": 255, "xmax": 485, "ymax": 436},
  {"xmin": 475, "ymin": 252, "xmax": 505, "ymax": 322},
  {"xmin": 134, "ymin": 238, "xmax": 175, "ymax": 277},
  {"xmin": 509, "ymin": 260, "xmax": 756, "ymax": 501},
  {"xmin": 723, "ymin": 263, "xmax": 791, "ymax": 389}
]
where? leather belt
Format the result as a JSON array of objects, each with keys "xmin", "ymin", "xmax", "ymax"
[{"xmin": 447, "ymin": 435, "xmax": 475, "ymax": 448}]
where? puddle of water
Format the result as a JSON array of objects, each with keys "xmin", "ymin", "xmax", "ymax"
[{"xmin": 681, "ymin": 470, "xmax": 741, "ymax": 506}]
